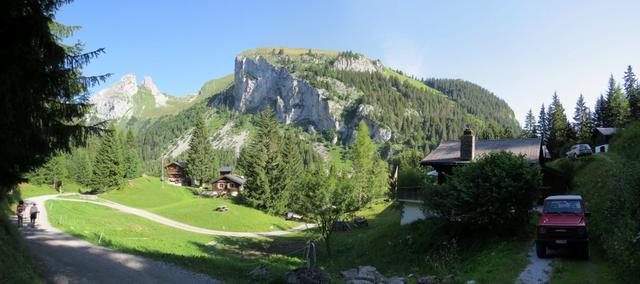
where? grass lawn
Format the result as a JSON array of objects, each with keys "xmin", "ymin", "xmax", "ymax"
[
  {"xmin": 46, "ymin": 199, "xmax": 301, "ymax": 283},
  {"xmin": 16, "ymin": 182, "xmax": 86, "ymax": 201},
  {"xmin": 100, "ymin": 176, "xmax": 300, "ymax": 232},
  {"xmin": 550, "ymin": 245, "xmax": 624, "ymax": 284}
]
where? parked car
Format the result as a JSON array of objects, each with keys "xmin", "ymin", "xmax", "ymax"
[
  {"xmin": 536, "ymin": 195, "xmax": 590, "ymax": 259},
  {"xmin": 565, "ymin": 144, "xmax": 592, "ymax": 158}
]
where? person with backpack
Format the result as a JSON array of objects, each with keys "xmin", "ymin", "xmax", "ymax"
[
  {"xmin": 16, "ymin": 200, "xmax": 25, "ymax": 227},
  {"xmin": 29, "ymin": 203, "xmax": 39, "ymax": 227}
]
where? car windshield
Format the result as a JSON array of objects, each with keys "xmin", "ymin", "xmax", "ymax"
[{"xmin": 544, "ymin": 200, "xmax": 582, "ymax": 214}]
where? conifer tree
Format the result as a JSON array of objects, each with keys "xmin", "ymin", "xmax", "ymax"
[
  {"xmin": 573, "ymin": 94, "xmax": 594, "ymax": 141},
  {"xmin": 91, "ymin": 125, "xmax": 124, "ymax": 192},
  {"xmin": 523, "ymin": 109, "xmax": 538, "ymax": 138},
  {"xmin": 604, "ymin": 75, "xmax": 629, "ymax": 127},
  {"xmin": 123, "ymin": 129, "xmax": 141, "ymax": 179},
  {"xmin": 281, "ymin": 130, "xmax": 303, "ymax": 211},
  {"xmin": 547, "ymin": 93, "xmax": 571, "ymax": 156},
  {"xmin": 538, "ymin": 104, "xmax": 549, "ymax": 141},
  {"xmin": 593, "ymin": 95, "xmax": 607, "ymax": 127},
  {"xmin": 623, "ymin": 65, "xmax": 639, "ymax": 120},
  {"xmin": 186, "ymin": 114, "xmax": 213, "ymax": 187},
  {"xmin": 351, "ymin": 121, "xmax": 388, "ymax": 206}
]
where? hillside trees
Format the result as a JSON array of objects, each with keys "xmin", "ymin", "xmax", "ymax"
[
  {"xmin": 546, "ymin": 93, "xmax": 573, "ymax": 156},
  {"xmin": 0, "ymin": 0, "xmax": 107, "ymax": 196},
  {"xmin": 523, "ymin": 109, "xmax": 538, "ymax": 138},
  {"xmin": 604, "ymin": 75, "xmax": 630, "ymax": 127},
  {"xmin": 593, "ymin": 95, "xmax": 607, "ymax": 127},
  {"xmin": 186, "ymin": 114, "xmax": 214, "ymax": 186},
  {"xmin": 351, "ymin": 121, "xmax": 389, "ymax": 206},
  {"xmin": 538, "ymin": 104, "xmax": 549, "ymax": 141},
  {"xmin": 90, "ymin": 125, "xmax": 125, "ymax": 192},
  {"xmin": 123, "ymin": 130, "xmax": 142, "ymax": 179},
  {"xmin": 624, "ymin": 66, "xmax": 639, "ymax": 120},
  {"xmin": 573, "ymin": 94, "xmax": 594, "ymax": 141}
]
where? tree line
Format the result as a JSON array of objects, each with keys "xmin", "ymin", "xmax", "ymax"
[{"xmin": 522, "ymin": 65, "xmax": 640, "ymax": 156}]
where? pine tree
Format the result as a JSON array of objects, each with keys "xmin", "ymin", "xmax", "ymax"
[
  {"xmin": 350, "ymin": 121, "xmax": 388, "ymax": 206},
  {"xmin": 573, "ymin": 94, "xmax": 594, "ymax": 141},
  {"xmin": 281, "ymin": 130, "xmax": 303, "ymax": 211},
  {"xmin": 604, "ymin": 75, "xmax": 630, "ymax": 127},
  {"xmin": 523, "ymin": 109, "xmax": 538, "ymax": 138},
  {"xmin": 623, "ymin": 66, "xmax": 639, "ymax": 120},
  {"xmin": 538, "ymin": 104, "xmax": 549, "ymax": 141},
  {"xmin": 593, "ymin": 95, "xmax": 607, "ymax": 127},
  {"xmin": 547, "ymin": 93, "xmax": 571, "ymax": 156},
  {"xmin": 186, "ymin": 114, "xmax": 213, "ymax": 187},
  {"xmin": 123, "ymin": 129, "xmax": 141, "ymax": 179},
  {"xmin": 90, "ymin": 125, "xmax": 125, "ymax": 192}
]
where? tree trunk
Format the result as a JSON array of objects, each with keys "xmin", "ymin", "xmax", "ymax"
[{"xmin": 324, "ymin": 233, "xmax": 332, "ymax": 258}]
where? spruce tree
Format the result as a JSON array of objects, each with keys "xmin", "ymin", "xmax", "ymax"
[
  {"xmin": 603, "ymin": 75, "xmax": 630, "ymax": 127},
  {"xmin": 281, "ymin": 130, "xmax": 303, "ymax": 211},
  {"xmin": 351, "ymin": 121, "xmax": 387, "ymax": 206},
  {"xmin": 538, "ymin": 104, "xmax": 549, "ymax": 141},
  {"xmin": 623, "ymin": 65, "xmax": 639, "ymax": 120},
  {"xmin": 123, "ymin": 129, "xmax": 141, "ymax": 179},
  {"xmin": 91, "ymin": 125, "xmax": 124, "ymax": 192},
  {"xmin": 523, "ymin": 109, "xmax": 538, "ymax": 138},
  {"xmin": 593, "ymin": 95, "xmax": 607, "ymax": 127},
  {"xmin": 186, "ymin": 114, "xmax": 213, "ymax": 187},
  {"xmin": 547, "ymin": 93, "xmax": 571, "ymax": 156},
  {"xmin": 573, "ymin": 94, "xmax": 594, "ymax": 141}
]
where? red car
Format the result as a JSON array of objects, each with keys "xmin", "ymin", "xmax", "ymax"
[{"xmin": 536, "ymin": 195, "xmax": 590, "ymax": 259}]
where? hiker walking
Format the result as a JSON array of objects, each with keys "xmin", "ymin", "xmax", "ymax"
[
  {"xmin": 29, "ymin": 203, "xmax": 40, "ymax": 227},
  {"xmin": 16, "ymin": 201, "xmax": 25, "ymax": 227}
]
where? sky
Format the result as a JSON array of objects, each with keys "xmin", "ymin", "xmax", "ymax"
[{"xmin": 57, "ymin": 0, "xmax": 640, "ymax": 124}]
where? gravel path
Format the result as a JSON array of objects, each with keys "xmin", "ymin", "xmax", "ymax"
[
  {"xmin": 19, "ymin": 194, "xmax": 220, "ymax": 284},
  {"xmin": 516, "ymin": 244, "xmax": 553, "ymax": 284},
  {"xmin": 54, "ymin": 196, "xmax": 315, "ymax": 237}
]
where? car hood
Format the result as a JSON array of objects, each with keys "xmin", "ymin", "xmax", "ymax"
[{"xmin": 540, "ymin": 214, "xmax": 585, "ymax": 226}]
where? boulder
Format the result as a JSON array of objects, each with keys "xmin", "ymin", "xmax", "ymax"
[{"xmin": 417, "ymin": 275, "xmax": 439, "ymax": 284}]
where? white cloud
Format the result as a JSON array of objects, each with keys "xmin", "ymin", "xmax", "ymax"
[{"xmin": 380, "ymin": 38, "xmax": 428, "ymax": 78}]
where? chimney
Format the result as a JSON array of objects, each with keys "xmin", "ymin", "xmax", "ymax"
[{"xmin": 460, "ymin": 129, "xmax": 475, "ymax": 161}]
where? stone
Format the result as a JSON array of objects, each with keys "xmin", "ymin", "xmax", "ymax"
[
  {"xmin": 284, "ymin": 267, "xmax": 331, "ymax": 284},
  {"xmin": 441, "ymin": 274, "xmax": 455, "ymax": 284},
  {"xmin": 340, "ymin": 268, "xmax": 358, "ymax": 280},
  {"xmin": 417, "ymin": 275, "xmax": 439, "ymax": 284},
  {"xmin": 384, "ymin": 276, "xmax": 406, "ymax": 284},
  {"xmin": 466, "ymin": 280, "xmax": 477, "ymax": 284}
]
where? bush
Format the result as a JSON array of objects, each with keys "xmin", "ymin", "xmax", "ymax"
[
  {"xmin": 425, "ymin": 151, "xmax": 541, "ymax": 235},
  {"xmin": 575, "ymin": 122, "xmax": 640, "ymax": 278}
]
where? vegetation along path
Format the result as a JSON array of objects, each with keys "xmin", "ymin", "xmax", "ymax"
[
  {"xmin": 55, "ymin": 194, "xmax": 315, "ymax": 237},
  {"xmin": 19, "ymin": 194, "xmax": 220, "ymax": 284},
  {"xmin": 516, "ymin": 243, "xmax": 553, "ymax": 284}
]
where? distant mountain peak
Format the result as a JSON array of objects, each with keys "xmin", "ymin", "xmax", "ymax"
[
  {"xmin": 140, "ymin": 75, "xmax": 168, "ymax": 106},
  {"xmin": 101, "ymin": 73, "xmax": 138, "ymax": 97}
]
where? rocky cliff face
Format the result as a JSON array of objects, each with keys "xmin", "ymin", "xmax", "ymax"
[
  {"xmin": 89, "ymin": 74, "xmax": 138, "ymax": 121},
  {"xmin": 232, "ymin": 56, "xmax": 342, "ymax": 131},
  {"xmin": 141, "ymin": 76, "xmax": 169, "ymax": 107},
  {"xmin": 222, "ymin": 55, "xmax": 394, "ymax": 143}
]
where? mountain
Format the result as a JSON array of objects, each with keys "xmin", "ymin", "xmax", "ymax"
[
  {"xmin": 88, "ymin": 73, "xmax": 213, "ymax": 122},
  {"xmin": 89, "ymin": 48, "xmax": 521, "ymax": 172}
]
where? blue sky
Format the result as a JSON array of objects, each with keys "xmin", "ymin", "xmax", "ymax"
[{"xmin": 57, "ymin": 0, "xmax": 640, "ymax": 124}]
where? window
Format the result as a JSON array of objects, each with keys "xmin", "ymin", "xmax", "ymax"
[
  {"xmin": 228, "ymin": 183, "xmax": 235, "ymax": 189},
  {"xmin": 544, "ymin": 200, "xmax": 582, "ymax": 214},
  {"xmin": 217, "ymin": 183, "xmax": 224, "ymax": 190}
]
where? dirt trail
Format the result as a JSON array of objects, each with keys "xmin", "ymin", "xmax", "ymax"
[
  {"xmin": 18, "ymin": 194, "xmax": 220, "ymax": 284},
  {"xmin": 54, "ymin": 195, "xmax": 315, "ymax": 237},
  {"xmin": 516, "ymin": 244, "xmax": 553, "ymax": 284}
]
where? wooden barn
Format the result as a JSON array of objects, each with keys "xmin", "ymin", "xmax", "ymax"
[
  {"xmin": 164, "ymin": 161, "xmax": 188, "ymax": 185},
  {"xmin": 207, "ymin": 166, "xmax": 245, "ymax": 197}
]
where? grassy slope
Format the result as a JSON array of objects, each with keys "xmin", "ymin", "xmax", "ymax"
[
  {"xmin": 100, "ymin": 176, "xmax": 299, "ymax": 232},
  {"xmin": 46, "ymin": 199, "xmax": 300, "ymax": 283},
  {"xmin": 16, "ymin": 182, "xmax": 85, "ymax": 200}
]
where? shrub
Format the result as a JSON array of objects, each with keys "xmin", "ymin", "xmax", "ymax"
[{"xmin": 425, "ymin": 151, "xmax": 541, "ymax": 235}]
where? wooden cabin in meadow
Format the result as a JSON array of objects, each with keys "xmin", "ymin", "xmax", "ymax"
[
  {"xmin": 164, "ymin": 161, "xmax": 188, "ymax": 185},
  {"xmin": 207, "ymin": 166, "xmax": 245, "ymax": 197}
]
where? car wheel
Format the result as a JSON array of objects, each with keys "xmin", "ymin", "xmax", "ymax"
[{"xmin": 536, "ymin": 243, "xmax": 547, "ymax": 258}]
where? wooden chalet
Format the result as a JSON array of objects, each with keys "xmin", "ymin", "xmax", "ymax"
[
  {"xmin": 592, "ymin": 127, "xmax": 617, "ymax": 153},
  {"xmin": 164, "ymin": 161, "xmax": 188, "ymax": 185},
  {"xmin": 207, "ymin": 166, "xmax": 245, "ymax": 197}
]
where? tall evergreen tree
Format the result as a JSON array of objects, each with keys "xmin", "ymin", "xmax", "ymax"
[
  {"xmin": 523, "ymin": 109, "xmax": 538, "ymax": 138},
  {"xmin": 281, "ymin": 130, "xmax": 303, "ymax": 210},
  {"xmin": 0, "ymin": 0, "xmax": 108, "ymax": 194},
  {"xmin": 604, "ymin": 75, "xmax": 629, "ymax": 127},
  {"xmin": 593, "ymin": 95, "xmax": 607, "ymax": 127},
  {"xmin": 547, "ymin": 93, "xmax": 571, "ymax": 156},
  {"xmin": 573, "ymin": 94, "xmax": 594, "ymax": 141},
  {"xmin": 538, "ymin": 104, "xmax": 549, "ymax": 141},
  {"xmin": 123, "ymin": 129, "xmax": 141, "ymax": 179},
  {"xmin": 623, "ymin": 65, "xmax": 639, "ymax": 120},
  {"xmin": 90, "ymin": 125, "xmax": 124, "ymax": 192},
  {"xmin": 186, "ymin": 114, "xmax": 213, "ymax": 187},
  {"xmin": 351, "ymin": 121, "xmax": 388, "ymax": 206}
]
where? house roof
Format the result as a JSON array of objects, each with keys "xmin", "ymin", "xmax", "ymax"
[
  {"xmin": 420, "ymin": 138, "xmax": 542, "ymax": 166},
  {"xmin": 210, "ymin": 174, "xmax": 245, "ymax": 185},
  {"xmin": 594, "ymin": 127, "xmax": 617, "ymax": 136},
  {"xmin": 219, "ymin": 166, "xmax": 234, "ymax": 173},
  {"xmin": 166, "ymin": 161, "xmax": 186, "ymax": 168}
]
